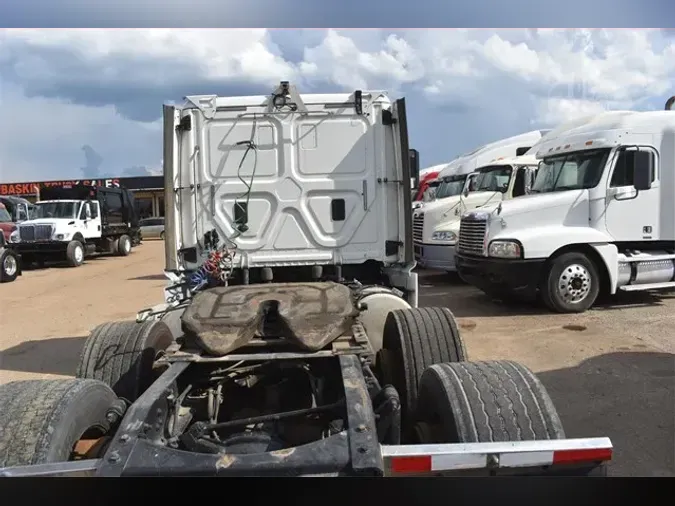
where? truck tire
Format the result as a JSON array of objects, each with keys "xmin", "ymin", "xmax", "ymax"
[
  {"xmin": 159, "ymin": 231, "xmax": 165, "ymax": 240},
  {"xmin": 0, "ymin": 379, "xmax": 117, "ymax": 467},
  {"xmin": 66, "ymin": 240, "xmax": 85, "ymax": 267},
  {"xmin": 413, "ymin": 360, "xmax": 565, "ymax": 444},
  {"xmin": 0, "ymin": 248, "xmax": 19, "ymax": 282},
  {"xmin": 377, "ymin": 307, "xmax": 467, "ymax": 429},
  {"xmin": 541, "ymin": 252, "xmax": 600, "ymax": 313},
  {"xmin": 76, "ymin": 320, "xmax": 174, "ymax": 403},
  {"xmin": 116, "ymin": 235, "xmax": 132, "ymax": 256}
]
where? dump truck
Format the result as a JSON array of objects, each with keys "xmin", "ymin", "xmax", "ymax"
[
  {"xmin": 9, "ymin": 185, "xmax": 141, "ymax": 268},
  {"xmin": 0, "ymin": 83, "xmax": 612, "ymax": 477}
]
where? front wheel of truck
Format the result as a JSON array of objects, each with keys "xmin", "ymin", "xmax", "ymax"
[
  {"xmin": 66, "ymin": 240, "xmax": 85, "ymax": 267},
  {"xmin": 0, "ymin": 248, "xmax": 19, "ymax": 282},
  {"xmin": 541, "ymin": 252, "xmax": 600, "ymax": 313}
]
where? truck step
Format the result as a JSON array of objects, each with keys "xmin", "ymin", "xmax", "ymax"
[
  {"xmin": 619, "ymin": 281, "xmax": 675, "ymax": 292},
  {"xmin": 619, "ymin": 253, "xmax": 675, "ymax": 262}
]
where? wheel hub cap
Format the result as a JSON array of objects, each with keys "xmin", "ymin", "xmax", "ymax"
[
  {"xmin": 3, "ymin": 255, "xmax": 17, "ymax": 276},
  {"xmin": 75, "ymin": 246, "xmax": 83, "ymax": 262},
  {"xmin": 557, "ymin": 264, "xmax": 591, "ymax": 303}
]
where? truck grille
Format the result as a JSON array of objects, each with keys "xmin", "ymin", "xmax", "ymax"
[
  {"xmin": 458, "ymin": 216, "xmax": 487, "ymax": 255},
  {"xmin": 412, "ymin": 212, "xmax": 424, "ymax": 242},
  {"xmin": 19, "ymin": 224, "xmax": 53, "ymax": 242}
]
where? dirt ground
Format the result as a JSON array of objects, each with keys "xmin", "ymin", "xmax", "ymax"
[{"xmin": 0, "ymin": 241, "xmax": 673, "ymax": 476}]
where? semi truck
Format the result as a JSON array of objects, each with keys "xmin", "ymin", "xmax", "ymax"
[
  {"xmin": 456, "ymin": 99, "xmax": 675, "ymax": 313},
  {"xmin": 412, "ymin": 165, "xmax": 443, "ymax": 208},
  {"xmin": 9, "ymin": 185, "xmax": 141, "ymax": 268},
  {"xmin": 0, "ymin": 83, "xmax": 612, "ymax": 477},
  {"xmin": 413, "ymin": 130, "xmax": 548, "ymax": 271}
]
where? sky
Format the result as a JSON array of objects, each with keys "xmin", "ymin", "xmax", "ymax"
[{"xmin": 0, "ymin": 7, "xmax": 673, "ymax": 182}]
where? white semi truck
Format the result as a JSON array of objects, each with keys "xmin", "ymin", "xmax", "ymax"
[
  {"xmin": 413, "ymin": 130, "xmax": 548, "ymax": 271},
  {"xmin": 0, "ymin": 82, "xmax": 611, "ymax": 477},
  {"xmin": 456, "ymin": 101, "xmax": 675, "ymax": 313}
]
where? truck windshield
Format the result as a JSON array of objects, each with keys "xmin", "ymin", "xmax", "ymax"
[
  {"xmin": 472, "ymin": 166, "xmax": 513, "ymax": 193},
  {"xmin": 532, "ymin": 148, "xmax": 610, "ymax": 193},
  {"xmin": 0, "ymin": 206, "xmax": 11, "ymax": 223},
  {"xmin": 435, "ymin": 176, "xmax": 466, "ymax": 199},
  {"xmin": 35, "ymin": 201, "xmax": 80, "ymax": 219}
]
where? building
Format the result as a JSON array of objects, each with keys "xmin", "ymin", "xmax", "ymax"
[{"xmin": 0, "ymin": 175, "xmax": 165, "ymax": 219}]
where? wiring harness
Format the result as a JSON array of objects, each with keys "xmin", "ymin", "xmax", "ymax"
[{"xmin": 188, "ymin": 246, "xmax": 237, "ymax": 292}]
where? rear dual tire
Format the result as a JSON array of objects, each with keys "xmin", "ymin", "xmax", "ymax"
[
  {"xmin": 0, "ymin": 379, "xmax": 117, "ymax": 467},
  {"xmin": 377, "ymin": 306, "xmax": 566, "ymax": 449}
]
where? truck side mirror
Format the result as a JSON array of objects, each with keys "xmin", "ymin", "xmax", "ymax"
[{"xmin": 632, "ymin": 150, "xmax": 653, "ymax": 191}]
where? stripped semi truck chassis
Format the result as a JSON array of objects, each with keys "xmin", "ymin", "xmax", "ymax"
[{"xmin": 0, "ymin": 83, "xmax": 612, "ymax": 477}]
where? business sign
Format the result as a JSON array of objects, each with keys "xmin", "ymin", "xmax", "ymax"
[{"xmin": 0, "ymin": 176, "xmax": 163, "ymax": 196}]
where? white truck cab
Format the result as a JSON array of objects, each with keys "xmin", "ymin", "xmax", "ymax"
[
  {"xmin": 456, "ymin": 105, "xmax": 675, "ymax": 313},
  {"xmin": 161, "ymin": 82, "xmax": 419, "ymax": 306},
  {"xmin": 11, "ymin": 185, "xmax": 140, "ymax": 267},
  {"xmin": 413, "ymin": 130, "xmax": 548, "ymax": 271}
]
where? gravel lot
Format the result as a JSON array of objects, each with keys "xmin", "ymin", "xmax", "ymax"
[{"xmin": 0, "ymin": 240, "xmax": 673, "ymax": 476}]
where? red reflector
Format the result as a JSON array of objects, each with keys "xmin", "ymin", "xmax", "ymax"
[
  {"xmin": 553, "ymin": 448, "xmax": 612, "ymax": 464},
  {"xmin": 390, "ymin": 456, "xmax": 432, "ymax": 474}
]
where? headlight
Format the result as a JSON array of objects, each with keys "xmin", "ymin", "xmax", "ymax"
[
  {"xmin": 9, "ymin": 230, "xmax": 20, "ymax": 243},
  {"xmin": 431, "ymin": 231, "xmax": 457, "ymax": 243},
  {"xmin": 488, "ymin": 240, "xmax": 522, "ymax": 258}
]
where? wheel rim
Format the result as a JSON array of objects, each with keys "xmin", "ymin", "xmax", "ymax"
[
  {"xmin": 3, "ymin": 255, "xmax": 17, "ymax": 276},
  {"xmin": 74, "ymin": 245, "xmax": 84, "ymax": 263},
  {"xmin": 124, "ymin": 238, "xmax": 130, "ymax": 253},
  {"xmin": 557, "ymin": 263, "xmax": 592, "ymax": 304}
]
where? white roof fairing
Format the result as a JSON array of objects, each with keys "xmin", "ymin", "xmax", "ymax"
[{"xmin": 534, "ymin": 111, "xmax": 675, "ymax": 159}]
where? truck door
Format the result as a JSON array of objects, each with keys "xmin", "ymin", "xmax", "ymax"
[
  {"xmin": 81, "ymin": 201, "xmax": 101, "ymax": 239},
  {"xmin": 604, "ymin": 147, "xmax": 660, "ymax": 241}
]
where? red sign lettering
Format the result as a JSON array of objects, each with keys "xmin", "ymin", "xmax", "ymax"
[{"xmin": 0, "ymin": 178, "xmax": 121, "ymax": 196}]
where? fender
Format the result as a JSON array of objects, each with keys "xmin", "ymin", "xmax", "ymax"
[
  {"xmin": 588, "ymin": 243, "xmax": 619, "ymax": 294},
  {"xmin": 495, "ymin": 225, "xmax": 613, "ymax": 260}
]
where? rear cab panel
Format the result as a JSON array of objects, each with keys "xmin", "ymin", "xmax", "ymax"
[{"xmin": 164, "ymin": 85, "xmax": 416, "ymax": 300}]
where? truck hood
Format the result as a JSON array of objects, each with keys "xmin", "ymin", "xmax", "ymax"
[
  {"xmin": 431, "ymin": 191, "xmax": 502, "ymax": 232},
  {"xmin": 490, "ymin": 190, "xmax": 586, "ymax": 220},
  {"xmin": 413, "ymin": 195, "xmax": 461, "ymax": 219},
  {"xmin": 19, "ymin": 218, "xmax": 74, "ymax": 227},
  {"xmin": 481, "ymin": 189, "xmax": 590, "ymax": 244}
]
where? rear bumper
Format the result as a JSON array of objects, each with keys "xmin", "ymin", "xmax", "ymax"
[
  {"xmin": 455, "ymin": 253, "xmax": 546, "ymax": 299},
  {"xmin": 414, "ymin": 242, "xmax": 456, "ymax": 271}
]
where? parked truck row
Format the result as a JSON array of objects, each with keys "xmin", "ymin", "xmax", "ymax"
[{"xmin": 415, "ymin": 96, "xmax": 675, "ymax": 314}]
